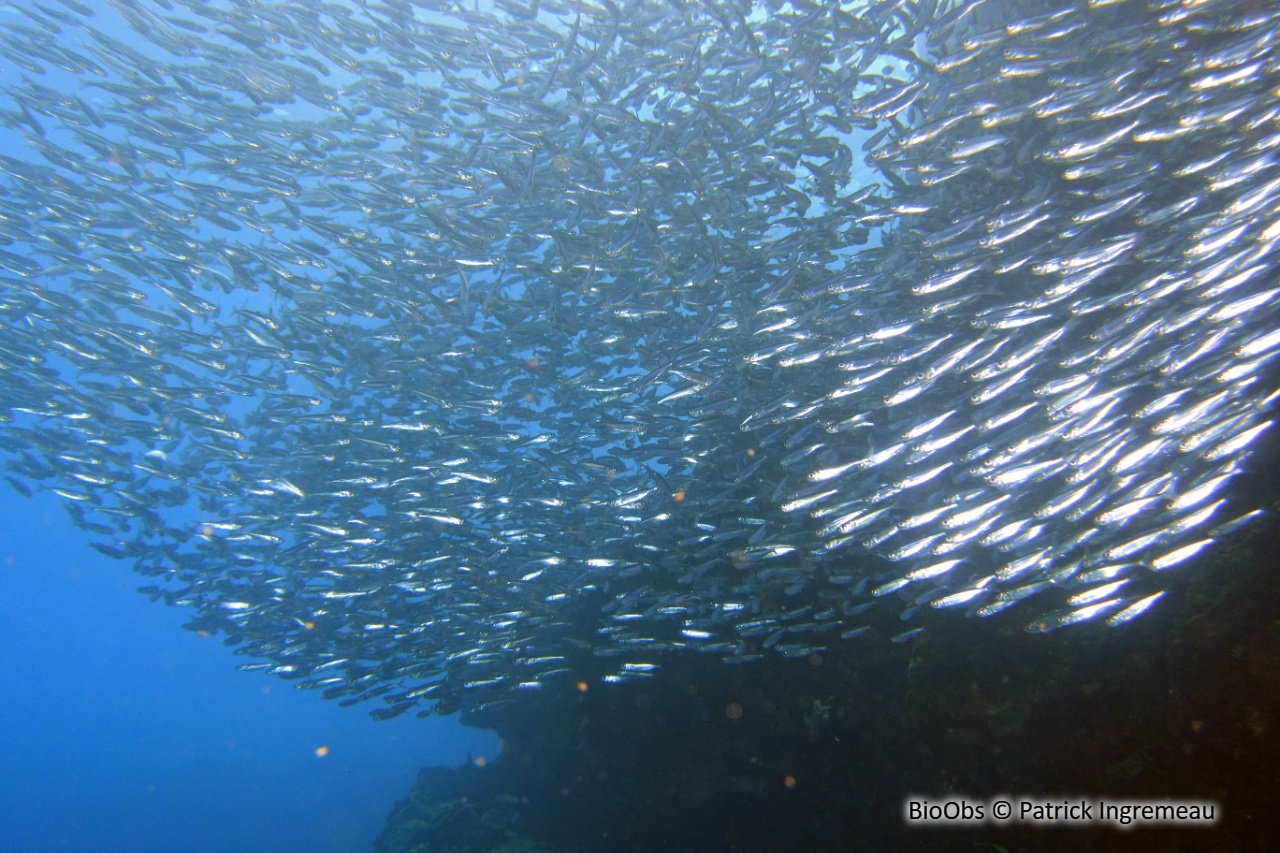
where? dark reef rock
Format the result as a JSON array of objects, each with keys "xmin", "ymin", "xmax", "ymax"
[
  {"xmin": 375, "ymin": 764, "xmax": 564, "ymax": 853},
  {"xmin": 377, "ymin": 437, "xmax": 1280, "ymax": 853}
]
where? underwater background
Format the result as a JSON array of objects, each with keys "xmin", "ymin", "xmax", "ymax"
[
  {"xmin": 368, "ymin": 432, "xmax": 1280, "ymax": 853},
  {"xmin": 7, "ymin": 446, "xmax": 1275, "ymax": 851},
  {"xmin": 2, "ymin": 0, "xmax": 1280, "ymax": 850},
  {"xmin": 0, "ymin": 488, "xmax": 499, "ymax": 853}
]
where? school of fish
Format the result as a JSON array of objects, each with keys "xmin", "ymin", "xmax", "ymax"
[{"xmin": 0, "ymin": 0, "xmax": 1276, "ymax": 718}]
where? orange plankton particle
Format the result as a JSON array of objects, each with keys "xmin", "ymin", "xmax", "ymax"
[
  {"xmin": 314, "ymin": 745, "xmax": 330, "ymax": 758},
  {"xmin": 576, "ymin": 680, "xmax": 589, "ymax": 693},
  {"xmin": 673, "ymin": 490, "xmax": 686, "ymax": 503},
  {"xmin": 473, "ymin": 755, "xmax": 487, "ymax": 768},
  {"xmin": 746, "ymin": 448, "xmax": 756, "ymax": 457},
  {"xmin": 303, "ymin": 621, "xmax": 315, "ymax": 630},
  {"xmin": 197, "ymin": 523, "xmax": 216, "ymax": 539},
  {"xmin": 525, "ymin": 356, "xmax": 540, "ymax": 369},
  {"xmin": 783, "ymin": 775, "xmax": 797, "ymax": 789},
  {"xmin": 725, "ymin": 702, "xmax": 743, "ymax": 720}
]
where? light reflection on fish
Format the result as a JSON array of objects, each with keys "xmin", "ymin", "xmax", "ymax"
[{"xmin": 0, "ymin": 0, "xmax": 1276, "ymax": 719}]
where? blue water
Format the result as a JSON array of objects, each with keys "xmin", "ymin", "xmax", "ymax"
[
  {"xmin": 0, "ymin": 4, "xmax": 499, "ymax": 848},
  {"xmin": 0, "ymin": 488, "xmax": 499, "ymax": 853}
]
